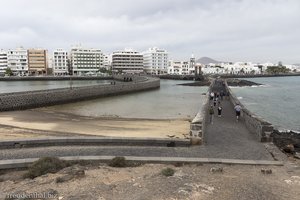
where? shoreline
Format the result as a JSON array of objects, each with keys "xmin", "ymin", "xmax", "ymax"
[{"xmin": 0, "ymin": 110, "xmax": 191, "ymax": 140}]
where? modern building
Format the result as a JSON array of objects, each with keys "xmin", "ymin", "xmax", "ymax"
[
  {"xmin": 103, "ymin": 54, "xmax": 112, "ymax": 71},
  {"xmin": 28, "ymin": 49, "xmax": 48, "ymax": 75},
  {"xmin": 70, "ymin": 46, "xmax": 104, "ymax": 75},
  {"xmin": 0, "ymin": 50, "xmax": 8, "ymax": 75},
  {"xmin": 112, "ymin": 49, "xmax": 143, "ymax": 73},
  {"xmin": 143, "ymin": 47, "xmax": 168, "ymax": 75},
  {"xmin": 7, "ymin": 47, "xmax": 28, "ymax": 76},
  {"xmin": 53, "ymin": 49, "xmax": 69, "ymax": 76}
]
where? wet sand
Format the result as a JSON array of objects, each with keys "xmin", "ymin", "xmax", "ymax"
[{"xmin": 0, "ymin": 110, "xmax": 190, "ymax": 140}]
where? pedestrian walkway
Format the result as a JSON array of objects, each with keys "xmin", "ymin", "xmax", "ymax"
[{"xmin": 204, "ymin": 80, "xmax": 272, "ymax": 160}]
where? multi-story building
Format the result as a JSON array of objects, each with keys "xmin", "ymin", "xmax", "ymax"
[
  {"xmin": 143, "ymin": 47, "xmax": 168, "ymax": 75},
  {"xmin": 7, "ymin": 47, "xmax": 28, "ymax": 76},
  {"xmin": 0, "ymin": 50, "xmax": 8, "ymax": 75},
  {"xmin": 53, "ymin": 49, "xmax": 69, "ymax": 76},
  {"xmin": 28, "ymin": 49, "xmax": 48, "ymax": 75},
  {"xmin": 112, "ymin": 49, "xmax": 143, "ymax": 73},
  {"xmin": 103, "ymin": 54, "xmax": 112, "ymax": 71},
  {"xmin": 70, "ymin": 46, "xmax": 104, "ymax": 75},
  {"xmin": 168, "ymin": 57, "xmax": 195, "ymax": 75}
]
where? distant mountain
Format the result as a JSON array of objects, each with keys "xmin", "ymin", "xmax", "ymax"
[{"xmin": 196, "ymin": 57, "xmax": 220, "ymax": 65}]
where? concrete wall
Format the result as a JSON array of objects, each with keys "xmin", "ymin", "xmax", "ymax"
[
  {"xmin": 224, "ymin": 80, "xmax": 273, "ymax": 142},
  {"xmin": 0, "ymin": 76, "xmax": 160, "ymax": 111},
  {"xmin": 189, "ymin": 80, "xmax": 214, "ymax": 145}
]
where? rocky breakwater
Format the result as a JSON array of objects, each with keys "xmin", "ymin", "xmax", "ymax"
[
  {"xmin": 272, "ymin": 130, "xmax": 300, "ymax": 158},
  {"xmin": 226, "ymin": 79, "xmax": 262, "ymax": 87},
  {"xmin": 0, "ymin": 75, "xmax": 160, "ymax": 111}
]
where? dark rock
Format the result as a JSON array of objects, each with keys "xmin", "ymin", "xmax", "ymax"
[
  {"xmin": 177, "ymin": 81, "xmax": 211, "ymax": 87},
  {"xmin": 226, "ymin": 79, "xmax": 262, "ymax": 87},
  {"xmin": 261, "ymin": 169, "xmax": 272, "ymax": 174},
  {"xmin": 283, "ymin": 144, "xmax": 295, "ymax": 154},
  {"xmin": 271, "ymin": 130, "xmax": 300, "ymax": 153},
  {"xmin": 210, "ymin": 167, "xmax": 223, "ymax": 173}
]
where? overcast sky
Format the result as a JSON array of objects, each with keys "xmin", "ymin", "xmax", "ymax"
[{"xmin": 0, "ymin": 0, "xmax": 299, "ymax": 63}]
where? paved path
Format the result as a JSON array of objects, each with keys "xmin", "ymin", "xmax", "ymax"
[{"xmin": 204, "ymin": 80, "xmax": 273, "ymax": 160}]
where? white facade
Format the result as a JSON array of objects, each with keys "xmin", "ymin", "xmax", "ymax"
[
  {"xmin": 143, "ymin": 47, "xmax": 168, "ymax": 75},
  {"xmin": 7, "ymin": 47, "xmax": 28, "ymax": 75},
  {"xmin": 200, "ymin": 62, "xmax": 262, "ymax": 75},
  {"xmin": 168, "ymin": 60, "xmax": 194, "ymax": 75},
  {"xmin": 103, "ymin": 54, "xmax": 111, "ymax": 70},
  {"xmin": 70, "ymin": 46, "xmax": 104, "ymax": 75},
  {"xmin": 112, "ymin": 49, "xmax": 143, "ymax": 73},
  {"xmin": 0, "ymin": 50, "xmax": 8, "ymax": 75},
  {"xmin": 53, "ymin": 49, "xmax": 69, "ymax": 75}
]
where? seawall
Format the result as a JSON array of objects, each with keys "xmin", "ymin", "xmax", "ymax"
[
  {"xmin": 0, "ymin": 76, "xmax": 113, "ymax": 81},
  {"xmin": 224, "ymin": 80, "xmax": 273, "ymax": 142},
  {"xmin": 0, "ymin": 76, "xmax": 160, "ymax": 111},
  {"xmin": 189, "ymin": 80, "xmax": 213, "ymax": 144}
]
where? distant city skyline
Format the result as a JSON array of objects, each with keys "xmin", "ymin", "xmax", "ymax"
[{"xmin": 0, "ymin": 0, "xmax": 300, "ymax": 64}]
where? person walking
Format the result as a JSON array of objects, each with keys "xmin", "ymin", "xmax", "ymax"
[
  {"xmin": 234, "ymin": 104, "xmax": 242, "ymax": 122},
  {"xmin": 218, "ymin": 105, "xmax": 222, "ymax": 117},
  {"xmin": 209, "ymin": 105, "xmax": 214, "ymax": 124},
  {"xmin": 210, "ymin": 92, "xmax": 214, "ymax": 101}
]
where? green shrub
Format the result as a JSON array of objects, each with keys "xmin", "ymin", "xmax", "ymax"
[
  {"xmin": 161, "ymin": 168, "xmax": 175, "ymax": 177},
  {"xmin": 23, "ymin": 157, "xmax": 68, "ymax": 179},
  {"xmin": 108, "ymin": 157, "xmax": 127, "ymax": 168}
]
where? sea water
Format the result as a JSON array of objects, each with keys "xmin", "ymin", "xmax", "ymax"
[{"xmin": 231, "ymin": 76, "xmax": 300, "ymax": 132}]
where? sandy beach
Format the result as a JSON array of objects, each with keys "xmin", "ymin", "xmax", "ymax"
[{"xmin": 0, "ymin": 110, "xmax": 190, "ymax": 140}]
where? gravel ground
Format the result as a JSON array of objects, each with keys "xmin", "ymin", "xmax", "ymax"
[
  {"xmin": 0, "ymin": 144, "xmax": 272, "ymax": 161},
  {"xmin": 1, "ymin": 162, "xmax": 300, "ymax": 200}
]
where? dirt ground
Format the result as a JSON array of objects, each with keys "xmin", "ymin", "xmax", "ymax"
[
  {"xmin": 0, "ymin": 110, "xmax": 190, "ymax": 140},
  {"xmin": 1, "ymin": 159, "xmax": 300, "ymax": 200}
]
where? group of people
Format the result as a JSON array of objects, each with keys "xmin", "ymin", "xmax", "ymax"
[{"xmin": 209, "ymin": 90, "xmax": 242, "ymax": 124}]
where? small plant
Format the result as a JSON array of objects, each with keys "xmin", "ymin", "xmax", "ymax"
[
  {"xmin": 108, "ymin": 157, "xmax": 127, "ymax": 168},
  {"xmin": 161, "ymin": 168, "xmax": 175, "ymax": 177},
  {"xmin": 55, "ymin": 176, "xmax": 65, "ymax": 183},
  {"xmin": 23, "ymin": 157, "xmax": 68, "ymax": 179}
]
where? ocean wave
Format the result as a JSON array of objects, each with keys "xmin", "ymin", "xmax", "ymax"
[
  {"xmin": 278, "ymin": 129, "xmax": 300, "ymax": 134},
  {"xmin": 237, "ymin": 97, "xmax": 243, "ymax": 100}
]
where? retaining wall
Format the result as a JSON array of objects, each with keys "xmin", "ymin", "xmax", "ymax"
[
  {"xmin": 189, "ymin": 80, "xmax": 214, "ymax": 145},
  {"xmin": 225, "ymin": 80, "xmax": 273, "ymax": 142},
  {"xmin": 0, "ymin": 76, "xmax": 160, "ymax": 111}
]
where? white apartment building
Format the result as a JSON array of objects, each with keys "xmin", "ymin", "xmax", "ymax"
[
  {"xmin": 143, "ymin": 47, "xmax": 168, "ymax": 75},
  {"xmin": 70, "ymin": 46, "xmax": 104, "ymax": 75},
  {"xmin": 53, "ymin": 49, "xmax": 69, "ymax": 76},
  {"xmin": 0, "ymin": 50, "xmax": 8, "ymax": 75},
  {"xmin": 7, "ymin": 47, "xmax": 28, "ymax": 76},
  {"xmin": 168, "ymin": 59, "xmax": 195, "ymax": 75},
  {"xmin": 112, "ymin": 49, "xmax": 143, "ymax": 74},
  {"xmin": 103, "ymin": 54, "xmax": 112, "ymax": 70}
]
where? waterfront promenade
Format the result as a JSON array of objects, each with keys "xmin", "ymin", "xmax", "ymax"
[{"xmin": 0, "ymin": 79, "xmax": 281, "ymax": 164}]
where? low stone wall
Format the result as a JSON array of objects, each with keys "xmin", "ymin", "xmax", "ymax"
[
  {"xmin": 224, "ymin": 80, "xmax": 273, "ymax": 142},
  {"xmin": 0, "ymin": 76, "xmax": 160, "ymax": 111},
  {"xmin": 189, "ymin": 80, "xmax": 213, "ymax": 145}
]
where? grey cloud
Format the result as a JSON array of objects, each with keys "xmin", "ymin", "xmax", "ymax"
[{"xmin": 0, "ymin": 0, "xmax": 299, "ymax": 63}]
